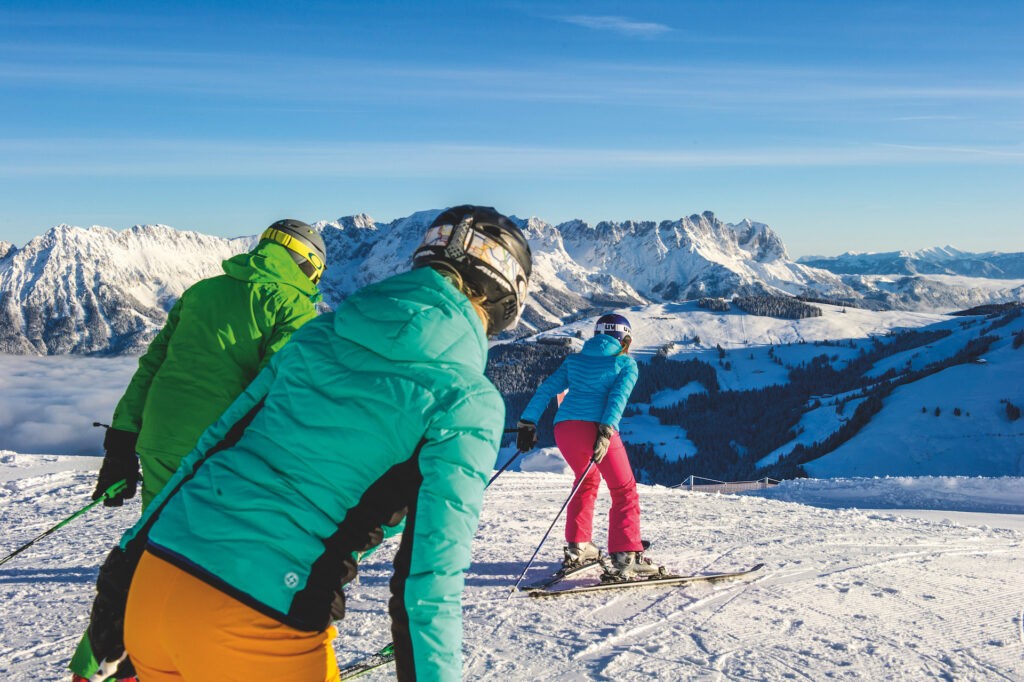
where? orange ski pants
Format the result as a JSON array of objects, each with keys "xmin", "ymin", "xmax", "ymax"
[{"xmin": 124, "ymin": 550, "xmax": 341, "ymax": 682}]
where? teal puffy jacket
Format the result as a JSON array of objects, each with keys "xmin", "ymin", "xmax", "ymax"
[
  {"xmin": 122, "ymin": 267, "xmax": 504, "ymax": 681},
  {"xmin": 520, "ymin": 334, "xmax": 638, "ymax": 429}
]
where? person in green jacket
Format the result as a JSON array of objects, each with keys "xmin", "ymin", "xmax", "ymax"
[
  {"xmin": 81, "ymin": 205, "xmax": 532, "ymax": 682},
  {"xmin": 71, "ymin": 218, "xmax": 326, "ymax": 682},
  {"xmin": 91, "ymin": 218, "xmax": 326, "ymax": 510}
]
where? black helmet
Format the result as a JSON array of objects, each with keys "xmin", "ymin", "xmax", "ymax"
[
  {"xmin": 259, "ymin": 219, "xmax": 327, "ymax": 284},
  {"xmin": 412, "ymin": 205, "xmax": 532, "ymax": 336}
]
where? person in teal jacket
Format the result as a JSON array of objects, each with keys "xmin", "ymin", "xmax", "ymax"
[
  {"xmin": 72, "ymin": 219, "xmax": 326, "ymax": 682},
  {"xmin": 81, "ymin": 206, "xmax": 533, "ymax": 682},
  {"xmin": 518, "ymin": 313, "xmax": 658, "ymax": 579}
]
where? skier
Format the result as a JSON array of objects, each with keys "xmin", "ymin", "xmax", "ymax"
[
  {"xmin": 91, "ymin": 217, "xmax": 326, "ymax": 510},
  {"xmin": 81, "ymin": 205, "xmax": 532, "ymax": 682},
  {"xmin": 517, "ymin": 313, "xmax": 659, "ymax": 578},
  {"xmin": 71, "ymin": 218, "xmax": 326, "ymax": 681}
]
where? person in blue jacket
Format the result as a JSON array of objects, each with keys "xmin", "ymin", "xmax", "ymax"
[
  {"xmin": 518, "ymin": 313, "xmax": 659, "ymax": 578},
  {"xmin": 80, "ymin": 205, "xmax": 532, "ymax": 682}
]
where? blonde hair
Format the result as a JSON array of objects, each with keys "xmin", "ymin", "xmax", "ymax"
[{"xmin": 430, "ymin": 263, "xmax": 490, "ymax": 330}]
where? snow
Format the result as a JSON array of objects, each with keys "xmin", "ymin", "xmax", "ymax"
[
  {"xmin": 805, "ymin": 325, "xmax": 1024, "ymax": 478},
  {"xmin": 649, "ymin": 382, "xmax": 706, "ymax": 408},
  {"xmin": 618, "ymin": 413, "xmax": 695, "ymax": 462},
  {"xmin": 1, "ymin": 298, "xmax": 1022, "ymax": 679},
  {"xmin": 1, "ymin": 454, "xmax": 1022, "ymax": 680},
  {"xmin": 921, "ymin": 274, "xmax": 1024, "ymax": 290},
  {"xmin": 755, "ymin": 397, "xmax": 866, "ymax": 469}
]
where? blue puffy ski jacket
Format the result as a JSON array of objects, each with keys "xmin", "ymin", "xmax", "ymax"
[{"xmin": 520, "ymin": 334, "xmax": 638, "ymax": 429}]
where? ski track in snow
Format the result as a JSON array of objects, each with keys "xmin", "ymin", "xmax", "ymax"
[{"xmin": 1, "ymin": 458, "xmax": 1023, "ymax": 681}]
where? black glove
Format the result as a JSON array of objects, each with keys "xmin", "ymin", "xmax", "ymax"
[
  {"xmin": 516, "ymin": 420, "xmax": 538, "ymax": 451},
  {"xmin": 93, "ymin": 428, "xmax": 140, "ymax": 507},
  {"xmin": 592, "ymin": 423, "xmax": 615, "ymax": 464},
  {"xmin": 87, "ymin": 545, "xmax": 141, "ymax": 679}
]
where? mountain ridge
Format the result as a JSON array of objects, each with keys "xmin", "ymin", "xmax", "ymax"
[{"xmin": 2, "ymin": 212, "xmax": 1022, "ymax": 355}]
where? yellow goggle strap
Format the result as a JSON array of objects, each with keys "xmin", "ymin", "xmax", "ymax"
[{"xmin": 261, "ymin": 227, "xmax": 326, "ymax": 283}]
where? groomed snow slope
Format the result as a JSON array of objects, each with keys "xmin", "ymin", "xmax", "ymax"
[{"xmin": 1, "ymin": 455, "xmax": 1022, "ymax": 681}]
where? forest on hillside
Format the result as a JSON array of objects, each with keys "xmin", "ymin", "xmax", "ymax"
[{"xmin": 486, "ymin": 308, "xmax": 1020, "ymax": 485}]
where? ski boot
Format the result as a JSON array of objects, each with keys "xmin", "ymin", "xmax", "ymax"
[
  {"xmin": 603, "ymin": 549, "xmax": 663, "ymax": 581},
  {"xmin": 562, "ymin": 541, "xmax": 601, "ymax": 569}
]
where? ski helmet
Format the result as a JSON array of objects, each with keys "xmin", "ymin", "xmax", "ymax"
[
  {"xmin": 594, "ymin": 313, "xmax": 632, "ymax": 345},
  {"xmin": 411, "ymin": 205, "xmax": 532, "ymax": 336},
  {"xmin": 259, "ymin": 219, "xmax": 327, "ymax": 284}
]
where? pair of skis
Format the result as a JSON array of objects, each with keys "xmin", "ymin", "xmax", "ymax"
[
  {"xmin": 337, "ymin": 561, "xmax": 764, "ymax": 677},
  {"xmin": 524, "ymin": 561, "xmax": 765, "ymax": 598}
]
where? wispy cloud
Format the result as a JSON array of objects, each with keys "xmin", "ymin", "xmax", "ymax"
[
  {"xmin": 891, "ymin": 115, "xmax": 965, "ymax": 121},
  {"xmin": 2, "ymin": 138, "xmax": 1020, "ymax": 178},
  {"xmin": 557, "ymin": 15, "xmax": 672, "ymax": 38},
  {"xmin": 3, "ymin": 43, "xmax": 1022, "ymax": 110}
]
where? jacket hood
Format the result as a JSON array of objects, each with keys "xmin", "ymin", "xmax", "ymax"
[
  {"xmin": 581, "ymin": 333, "xmax": 624, "ymax": 357},
  {"xmin": 333, "ymin": 268, "xmax": 488, "ymax": 370},
  {"xmin": 222, "ymin": 241, "xmax": 321, "ymax": 300}
]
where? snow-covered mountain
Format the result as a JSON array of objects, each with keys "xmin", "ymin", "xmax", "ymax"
[
  {"xmin": 0, "ymin": 225, "xmax": 252, "ymax": 355},
  {"xmin": 800, "ymin": 246, "xmax": 1024, "ymax": 279},
  {"xmin": 2, "ymin": 213, "xmax": 1022, "ymax": 355}
]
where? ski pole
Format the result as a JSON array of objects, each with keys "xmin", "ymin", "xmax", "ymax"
[
  {"xmin": 508, "ymin": 459, "xmax": 597, "ymax": 597},
  {"xmin": 0, "ymin": 480, "xmax": 127, "ymax": 567},
  {"xmin": 485, "ymin": 425, "xmax": 530, "ymax": 487},
  {"xmin": 487, "ymin": 449, "xmax": 526, "ymax": 488}
]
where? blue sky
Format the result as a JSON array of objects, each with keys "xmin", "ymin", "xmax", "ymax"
[{"xmin": 0, "ymin": 0, "xmax": 1021, "ymax": 257}]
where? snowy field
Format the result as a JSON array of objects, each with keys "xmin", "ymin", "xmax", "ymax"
[{"xmin": 1, "ymin": 453, "xmax": 1022, "ymax": 681}]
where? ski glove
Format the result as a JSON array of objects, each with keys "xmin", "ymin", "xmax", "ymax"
[
  {"xmin": 517, "ymin": 420, "xmax": 538, "ymax": 451},
  {"xmin": 330, "ymin": 556, "xmax": 357, "ymax": 622},
  {"xmin": 87, "ymin": 544, "xmax": 141, "ymax": 680},
  {"xmin": 592, "ymin": 423, "xmax": 615, "ymax": 464},
  {"xmin": 93, "ymin": 428, "xmax": 140, "ymax": 507}
]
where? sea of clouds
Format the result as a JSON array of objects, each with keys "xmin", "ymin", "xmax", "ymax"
[{"xmin": 0, "ymin": 355, "xmax": 138, "ymax": 455}]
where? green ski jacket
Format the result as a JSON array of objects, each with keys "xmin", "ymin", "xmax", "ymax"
[{"xmin": 110, "ymin": 241, "xmax": 319, "ymax": 492}]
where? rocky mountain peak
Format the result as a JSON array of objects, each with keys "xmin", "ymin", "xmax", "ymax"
[{"xmin": 2, "ymin": 214, "xmax": 1021, "ymax": 356}]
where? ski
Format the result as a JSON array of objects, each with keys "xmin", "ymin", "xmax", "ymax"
[
  {"xmin": 526, "ymin": 563, "xmax": 765, "ymax": 598},
  {"xmin": 520, "ymin": 556, "xmax": 604, "ymax": 591},
  {"xmin": 338, "ymin": 642, "xmax": 395, "ymax": 680}
]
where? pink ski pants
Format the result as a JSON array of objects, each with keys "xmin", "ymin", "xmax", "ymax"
[{"xmin": 554, "ymin": 420, "xmax": 643, "ymax": 553}]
